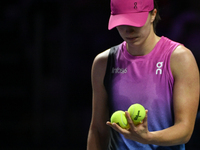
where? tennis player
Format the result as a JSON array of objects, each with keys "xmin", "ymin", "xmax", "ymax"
[{"xmin": 87, "ymin": 0, "xmax": 199, "ymax": 149}]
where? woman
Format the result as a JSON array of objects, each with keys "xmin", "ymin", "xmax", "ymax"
[{"xmin": 87, "ymin": 0, "xmax": 199, "ymax": 149}]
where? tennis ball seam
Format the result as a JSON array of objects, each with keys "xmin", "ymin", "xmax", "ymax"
[{"xmin": 120, "ymin": 112, "xmax": 127, "ymax": 126}]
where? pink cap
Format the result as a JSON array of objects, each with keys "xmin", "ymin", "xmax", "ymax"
[{"xmin": 108, "ymin": 0, "xmax": 154, "ymax": 30}]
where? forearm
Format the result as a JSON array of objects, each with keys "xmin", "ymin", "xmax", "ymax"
[
  {"xmin": 87, "ymin": 131, "xmax": 101, "ymax": 150},
  {"xmin": 148, "ymin": 122, "xmax": 192, "ymax": 146},
  {"xmin": 87, "ymin": 127, "xmax": 109, "ymax": 150}
]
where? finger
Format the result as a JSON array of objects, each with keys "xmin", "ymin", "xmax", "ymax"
[
  {"xmin": 142, "ymin": 110, "xmax": 148, "ymax": 125},
  {"xmin": 106, "ymin": 121, "xmax": 112, "ymax": 126},
  {"xmin": 125, "ymin": 111, "xmax": 135, "ymax": 131},
  {"xmin": 107, "ymin": 121, "xmax": 128, "ymax": 134},
  {"xmin": 106, "ymin": 121, "xmax": 120, "ymax": 129}
]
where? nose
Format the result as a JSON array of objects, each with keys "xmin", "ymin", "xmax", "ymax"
[{"xmin": 125, "ymin": 26, "xmax": 135, "ymax": 33}]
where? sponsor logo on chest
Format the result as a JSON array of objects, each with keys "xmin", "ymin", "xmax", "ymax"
[
  {"xmin": 111, "ymin": 62, "xmax": 164, "ymax": 75},
  {"xmin": 112, "ymin": 67, "xmax": 127, "ymax": 74}
]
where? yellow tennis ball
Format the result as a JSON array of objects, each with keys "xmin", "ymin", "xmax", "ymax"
[
  {"xmin": 110, "ymin": 110, "xmax": 129, "ymax": 129},
  {"xmin": 128, "ymin": 103, "xmax": 146, "ymax": 125}
]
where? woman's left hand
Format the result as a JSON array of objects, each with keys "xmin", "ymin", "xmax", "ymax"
[{"xmin": 106, "ymin": 110, "xmax": 151, "ymax": 144}]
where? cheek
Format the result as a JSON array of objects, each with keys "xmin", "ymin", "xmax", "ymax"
[
  {"xmin": 117, "ymin": 29, "xmax": 126, "ymax": 39},
  {"xmin": 140, "ymin": 25, "xmax": 151, "ymax": 37},
  {"xmin": 139, "ymin": 16, "xmax": 152, "ymax": 36}
]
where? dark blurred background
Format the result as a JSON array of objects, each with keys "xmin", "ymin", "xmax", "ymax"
[{"xmin": 0, "ymin": 0, "xmax": 199, "ymax": 149}]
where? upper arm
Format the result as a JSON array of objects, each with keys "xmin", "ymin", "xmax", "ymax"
[
  {"xmin": 90, "ymin": 49, "xmax": 110, "ymax": 134},
  {"xmin": 170, "ymin": 45, "xmax": 199, "ymax": 137}
]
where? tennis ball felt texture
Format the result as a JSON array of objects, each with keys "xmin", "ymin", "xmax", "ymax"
[
  {"xmin": 110, "ymin": 110, "xmax": 129, "ymax": 129},
  {"xmin": 128, "ymin": 103, "xmax": 146, "ymax": 125}
]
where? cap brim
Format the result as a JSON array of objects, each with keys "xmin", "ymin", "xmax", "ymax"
[{"xmin": 108, "ymin": 12, "xmax": 149, "ymax": 30}]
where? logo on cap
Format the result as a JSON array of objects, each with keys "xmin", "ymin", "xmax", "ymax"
[
  {"xmin": 108, "ymin": 0, "xmax": 154, "ymax": 30},
  {"xmin": 134, "ymin": 2, "xmax": 137, "ymax": 9}
]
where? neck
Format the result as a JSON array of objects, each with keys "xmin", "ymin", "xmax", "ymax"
[{"xmin": 126, "ymin": 30, "xmax": 160, "ymax": 56}]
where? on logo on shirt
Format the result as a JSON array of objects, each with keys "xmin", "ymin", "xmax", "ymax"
[{"xmin": 156, "ymin": 62, "xmax": 163, "ymax": 75}]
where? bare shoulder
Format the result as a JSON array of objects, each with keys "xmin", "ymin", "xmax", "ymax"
[
  {"xmin": 92, "ymin": 49, "xmax": 110, "ymax": 74},
  {"xmin": 92, "ymin": 49, "xmax": 110, "ymax": 83},
  {"xmin": 170, "ymin": 45, "xmax": 199, "ymax": 77},
  {"xmin": 93, "ymin": 49, "xmax": 110, "ymax": 67},
  {"xmin": 171, "ymin": 45, "xmax": 195, "ymax": 63}
]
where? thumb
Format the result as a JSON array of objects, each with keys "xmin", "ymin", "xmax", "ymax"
[{"xmin": 142, "ymin": 110, "xmax": 148, "ymax": 123}]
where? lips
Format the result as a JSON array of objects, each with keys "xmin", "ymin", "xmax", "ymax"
[
  {"xmin": 126, "ymin": 37, "xmax": 137, "ymax": 41},
  {"xmin": 126, "ymin": 37, "xmax": 135, "ymax": 39}
]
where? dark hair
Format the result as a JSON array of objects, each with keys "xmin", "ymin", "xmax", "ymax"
[{"xmin": 150, "ymin": 0, "xmax": 161, "ymax": 33}]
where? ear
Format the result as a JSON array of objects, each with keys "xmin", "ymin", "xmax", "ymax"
[{"xmin": 151, "ymin": 9, "xmax": 157, "ymax": 23}]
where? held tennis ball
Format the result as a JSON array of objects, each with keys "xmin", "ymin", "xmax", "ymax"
[
  {"xmin": 128, "ymin": 103, "xmax": 146, "ymax": 125},
  {"xmin": 110, "ymin": 110, "xmax": 129, "ymax": 129}
]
